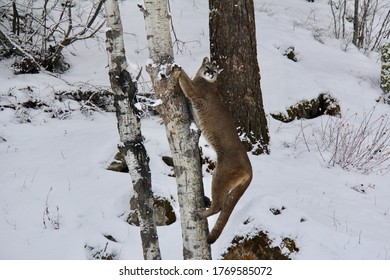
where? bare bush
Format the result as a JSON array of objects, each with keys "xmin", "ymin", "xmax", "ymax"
[
  {"xmin": 330, "ymin": 0, "xmax": 348, "ymax": 40},
  {"xmin": 0, "ymin": 0, "xmax": 105, "ymax": 73},
  {"xmin": 354, "ymin": 0, "xmax": 390, "ymax": 51},
  {"xmin": 329, "ymin": 0, "xmax": 390, "ymax": 52},
  {"xmin": 315, "ymin": 108, "xmax": 390, "ymax": 174}
]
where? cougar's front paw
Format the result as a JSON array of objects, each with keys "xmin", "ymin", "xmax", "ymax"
[
  {"xmin": 170, "ymin": 64, "xmax": 182, "ymax": 79},
  {"xmin": 195, "ymin": 209, "xmax": 207, "ymax": 219}
]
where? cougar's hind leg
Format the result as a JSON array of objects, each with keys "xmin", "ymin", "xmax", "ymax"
[
  {"xmin": 207, "ymin": 174, "xmax": 252, "ymax": 244},
  {"xmin": 197, "ymin": 170, "xmax": 230, "ymax": 218}
]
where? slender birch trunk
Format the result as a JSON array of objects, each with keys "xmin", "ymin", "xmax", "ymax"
[
  {"xmin": 142, "ymin": 0, "xmax": 211, "ymax": 259},
  {"xmin": 103, "ymin": 0, "xmax": 161, "ymax": 260},
  {"xmin": 381, "ymin": 43, "xmax": 390, "ymax": 94}
]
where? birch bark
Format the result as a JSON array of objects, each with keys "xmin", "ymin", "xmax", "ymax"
[
  {"xmin": 104, "ymin": 0, "xmax": 161, "ymax": 260},
  {"xmin": 142, "ymin": 0, "xmax": 211, "ymax": 259}
]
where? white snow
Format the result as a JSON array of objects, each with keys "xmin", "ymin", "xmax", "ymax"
[{"xmin": 1, "ymin": 0, "xmax": 389, "ymax": 260}]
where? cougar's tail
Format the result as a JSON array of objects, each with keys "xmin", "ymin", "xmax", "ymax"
[{"xmin": 207, "ymin": 203, "xmax": 235, "ymax": 244}]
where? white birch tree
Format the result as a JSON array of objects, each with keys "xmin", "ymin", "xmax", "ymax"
[
  {"xmin": 141, "ymin": 0, "xmax": 211, "ymax": 259},
  {"xmin": 381, "ymin": 43, "xmax": 390, "ymax": 95},
  {"xmin": 103, "ymin": 0, "xmax": 161, "ymax": 260}
]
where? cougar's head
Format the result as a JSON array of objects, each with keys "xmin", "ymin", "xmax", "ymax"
[{"xmin": 197, "ymin": 57, "xmax": 223, "ymax": 82}]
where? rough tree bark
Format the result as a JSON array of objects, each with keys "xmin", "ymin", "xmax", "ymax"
[
  {"xmin": 209, "ymin": 0, "xmax": 270, "ymax": 155},
  {"xmin": 142, "ymin": 0, "xmax": 211, "ymax": 259},
  {"xmin": 103, "ymin": 0, "xmax": 161, "ymax": 260}
]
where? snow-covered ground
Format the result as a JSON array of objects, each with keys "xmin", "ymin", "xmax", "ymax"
[{"xmin": 1, "ymin": 0, "xmax": 389, "ymax": 260}]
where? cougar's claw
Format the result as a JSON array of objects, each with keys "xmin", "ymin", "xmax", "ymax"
[{"xmin": 170, "ymin": 64, "xmax": 182, "ymax": 79}]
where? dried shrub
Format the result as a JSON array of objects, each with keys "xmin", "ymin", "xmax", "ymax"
[
  {"xmin": 0, "ymin": 0, "xmax": 105, "ymax": 73},
  {"xmin": 315, "ymin": 107, "xmax": 390, "ymax": 174}
]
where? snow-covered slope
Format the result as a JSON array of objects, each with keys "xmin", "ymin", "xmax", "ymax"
[{"xmin": 1, "ymin": 0, "xmax": 389, "ymax": 259}]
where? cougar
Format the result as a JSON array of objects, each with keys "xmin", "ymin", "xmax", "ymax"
[{"xmin": 171, "ymin": 57, "xmax": 253, "ymax": 244}]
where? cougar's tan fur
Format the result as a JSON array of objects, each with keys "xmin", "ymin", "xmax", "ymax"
[{"xmin": 172, "ymin": 57, "xmax": 252, "ymax": 244}]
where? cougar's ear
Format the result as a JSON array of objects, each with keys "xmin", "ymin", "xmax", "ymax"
[{"xmin": 203, "ymin": 57, "xmax": 210, "ymax": 64}]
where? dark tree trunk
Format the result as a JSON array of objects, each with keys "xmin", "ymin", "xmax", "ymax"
[{"xmin": 209, "ymin": 0, "xmax": 269, "ymax": 155}]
